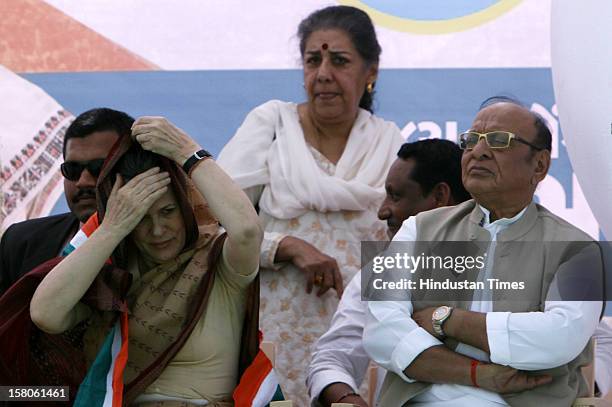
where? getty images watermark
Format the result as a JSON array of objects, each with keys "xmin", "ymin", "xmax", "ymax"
[{"xmin": 361, "ymin": 241, "xmax": 608, "ymax": 302}]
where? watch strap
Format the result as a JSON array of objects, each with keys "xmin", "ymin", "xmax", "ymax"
[
  {"xmin": 432, "ymin": 319, "xmax": 445, "ymax": 337},
  {"xmin": 182, "ymin": 149, "xmax": 212, "ymax": 175},
  {"xmin": 432, "ymin": 306, "xmax": 453, "ymax": 337}
]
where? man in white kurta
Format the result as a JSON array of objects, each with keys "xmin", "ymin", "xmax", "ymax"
[
  {"xmin": 308, "ymin": 139, "xmax": 470, "ymax": 406},
  {"xmin": 363, "ymin": 100, "xmax": 604, "ymax": 406}
]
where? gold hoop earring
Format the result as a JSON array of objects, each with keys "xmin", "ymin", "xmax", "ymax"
[{"xmin": 367, "ymin": 83, "xmax": 373, "ymax": 93}]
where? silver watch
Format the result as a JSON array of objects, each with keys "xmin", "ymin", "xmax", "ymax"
[{"xmin": 432, "ymin": 306, "xmax": 453, "ymax": 337}]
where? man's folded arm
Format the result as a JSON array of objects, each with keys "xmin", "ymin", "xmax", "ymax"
[
  {"xmin": 444, "ymin": 300, "xmax": 602, "ymax": 370},
  {"xmin": 364, "ymin": 300, "xmax": 464, "ymax": 383}
]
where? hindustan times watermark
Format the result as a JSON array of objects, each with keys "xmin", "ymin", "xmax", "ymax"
[
  {"xmin": 371, "ymin": 277, "xmax": 524, "ymax": 291},
  {"xmin": 361, "ymin": 240, "xmax": 609, "ymax": 302}
]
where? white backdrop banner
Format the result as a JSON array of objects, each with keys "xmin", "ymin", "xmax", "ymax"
[
  {"xmin": 0, "ymin": 0, "xmax": 607, "ymax": 241},
  {"xmin": 551, "ymin": 0, "xmax": 612, "ymax": 241}
]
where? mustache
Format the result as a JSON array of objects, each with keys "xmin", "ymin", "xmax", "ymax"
[{"xmin": 73, "ymin": 188, "xmax": 96, "ymax": 202}]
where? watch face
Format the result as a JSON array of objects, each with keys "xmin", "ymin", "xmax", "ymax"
[{"xmin": 433, "ymin": 306, "xmax": 449, "ymax": 320}]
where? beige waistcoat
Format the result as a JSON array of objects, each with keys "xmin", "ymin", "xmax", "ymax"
[{"xmin": 378, "ymin": 200, "xmax": 603, "ymax": 407}]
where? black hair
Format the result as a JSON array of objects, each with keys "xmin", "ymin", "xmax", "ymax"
[
  {"xmin": 397, "ymin": 139, "xmax": 470, "ymax": 204},
  {"xmin": 115, "ymin": 144, "xmax": 162, "ymax": 182},
  {"xmin": 63, "ymin": 108, "xmax": 134, "ymax": 157},
  {"xmin": 479, "ymin": 95, "xmax": 552, "ymax": 152},
  {"xmin": 297, "ymin": 5, "xmax": 381, "ymax": 112},
  {"xmin": 106, "ymin": 142, "xmax": 196, "ymax": 262}
]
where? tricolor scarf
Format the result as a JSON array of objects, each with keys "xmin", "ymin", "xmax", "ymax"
[{"xmin": 61, "ymin": 214, "xmax": 128, "ymax": 407}]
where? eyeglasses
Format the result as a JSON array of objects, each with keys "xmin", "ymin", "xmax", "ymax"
[
  {"xmin": 459, "ymin": 131, "xmax": 544, "ymax": 151},
  {"xmin": 60, "ymin": 159, "xmax": 105, "ymax": 181}
]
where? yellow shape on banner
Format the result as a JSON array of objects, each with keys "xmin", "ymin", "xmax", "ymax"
[{"xmin": 338, "ymin": 0, "xmax": 522, "ymax": 34}]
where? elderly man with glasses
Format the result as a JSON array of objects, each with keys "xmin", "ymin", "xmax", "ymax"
[
  {"xmin": 363, "ymin": 97, "xmax": 604, "ymax": 406},
  {"xmin": 0, "ymin": 108, "xmax": 128, "ymax": 294}
]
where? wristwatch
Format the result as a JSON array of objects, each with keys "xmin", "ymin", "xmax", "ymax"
[
  {"xmin": 432, "ymin": 305, "xmax": 453, "ymax": 337},
  {"xmin": 182, "ymin": 149, "xmax": 212, "ymax": 175}
]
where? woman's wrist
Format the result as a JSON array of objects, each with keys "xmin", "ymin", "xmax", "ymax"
[
  {"xmin": 96, "ymin": 222, "xmax": 131, "ymax": 245},
  {"xmin": 176, "ymin": 144, "xmax": 203, "ymax": 167},
  {"xmin": 275, "ymin": 235, "xmax": 301, "ymax": 263},
  {"xmin": 186, "ymin": 153, "xmax": 213, "ymax": 177},
  {"xmin": 261, "ymin": 232, "xmax": 288, "ymax": 269}
]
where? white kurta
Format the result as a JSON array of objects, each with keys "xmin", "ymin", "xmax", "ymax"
[
  {"xmin": 217, "ymin": 100, "xmax": 403, "ymax": 404},
  {"xmin": 364, "ymin": 206, "xmax": 602, "ymax": 406}
]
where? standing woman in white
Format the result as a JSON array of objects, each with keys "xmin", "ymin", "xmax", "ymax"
[{"xmin": 217, "ymin": 5, "xmax": 403, "ymax": 404}]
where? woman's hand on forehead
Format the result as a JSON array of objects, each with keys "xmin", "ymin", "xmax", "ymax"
[{"xmin": 100, "ymin": 167, "xmax": 171, "ymax": 238}]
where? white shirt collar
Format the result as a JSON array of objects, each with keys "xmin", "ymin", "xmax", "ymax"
[{"xmin": 478, "ymin": 203, "xmax": 529, "ymax": 228}]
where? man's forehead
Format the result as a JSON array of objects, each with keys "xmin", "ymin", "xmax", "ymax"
[
  {"xmin": 387, "ymin": 158, "xmax": 419, "ymax": 188},
  {"xmin": 65, "ymin": 130, "xmax": 119, "ymax": 158},
  {"xmin": 389, "ymin": 157, "xmax": 416, "ymax": 176},
  {"xmin": 471, "ymin": 103, "xmax": 536, "ymax": 136}
]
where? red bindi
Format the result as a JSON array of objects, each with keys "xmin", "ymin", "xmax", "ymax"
[{"xmin": 322, "ymin": 43, "xmax": 328, "ymax": 50}]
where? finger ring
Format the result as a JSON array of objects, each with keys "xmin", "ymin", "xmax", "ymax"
[{"xmin": 314, "ymin": 274, "xmax": 323, "ymax": 285}]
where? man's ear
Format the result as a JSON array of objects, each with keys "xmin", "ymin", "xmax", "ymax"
[
  {"xmin": 431, "ymin": 182, "xmax": 452, "ymax": 208},
  {"xmin": 533, "ymin": 149, "xmax": 551, "ymax": 184}
]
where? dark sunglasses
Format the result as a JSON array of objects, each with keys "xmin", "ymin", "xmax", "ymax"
[
  {"xmin": 60, "ymin": 159, "xmax": 105, "ymax": 181},
  {"xmin": 459, "ymin": 131, "xmax": 544, "ymax": 151}
]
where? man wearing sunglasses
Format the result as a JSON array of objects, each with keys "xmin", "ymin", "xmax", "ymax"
[
  {"xmin": 0, "ymin": 108, "xmax": 131, "ymax": 294},
  {"xmin": 363, "ymin": 97, "xmax": 604, "ymax": 406}
]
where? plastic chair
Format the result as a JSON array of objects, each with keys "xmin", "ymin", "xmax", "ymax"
[
  {"xmin": 367, "ymin": 363, "xmax": 378, "ymax": 407},
  {"xmin": 573, "ymin": 340, "xmax": 612, "ymax": 407}
]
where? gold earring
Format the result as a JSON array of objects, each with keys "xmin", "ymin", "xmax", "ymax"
[{"xmin": 366, "ymin": 83, "xmax": 373, "ymax": 93}]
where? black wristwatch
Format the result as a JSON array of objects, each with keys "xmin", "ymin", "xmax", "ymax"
[{"xmin": 182, "ymin": 149, "xmax": 212, "ymax": 175}]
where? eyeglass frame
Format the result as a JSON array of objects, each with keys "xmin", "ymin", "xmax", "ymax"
[
  {"xmin": 458, "ymin": 131, "xmax": 544, "ymax": 151},
  {"xmin": 60, "ymin": 158, "xmax": 106, "ymax": 181}
]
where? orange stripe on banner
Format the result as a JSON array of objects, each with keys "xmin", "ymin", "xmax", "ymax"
[
  {"xmin": 112, "ymin": 312, "xmax": 129, "ymax": 407},
  {"xmin": 0, "ymin": 0, "xmax": 157, "ymax": 73},
  {"xmin": 232, "ymin": 350, "xmax": 274, "ymax": 405}
]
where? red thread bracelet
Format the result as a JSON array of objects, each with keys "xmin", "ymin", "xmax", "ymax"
[{"xmin": 471, "ymin": 359, "xmax": 480, "ymax": 387}]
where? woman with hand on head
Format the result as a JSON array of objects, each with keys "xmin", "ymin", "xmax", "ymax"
[
  {"xmin": 217, "ymin": 5, "xmax": 403, "ymax": 403},
  {"xmin": 29, "ymin": 116, "xmax": 262, "ymax": 406}
]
